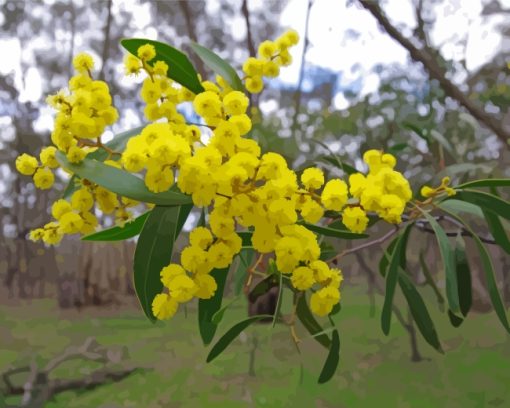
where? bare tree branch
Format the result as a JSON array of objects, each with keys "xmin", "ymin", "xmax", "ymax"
[
  {"xmin": 241, "ymin": 0, "xmax": 256, "ymax": 58},
  {"xmin": 99, "ymin": 0, "xmax": 114, "ymax": 81},
  {"xmin": 357, "ymin": 0, "xmax": 510, "ymax": 146},
  {"xmin": 291, "ymin": 0, "xmax": 314, "ymax": 135},
  {"xmin": 177, "ymin": 1, "xmax": 206, "ymax": 78}
]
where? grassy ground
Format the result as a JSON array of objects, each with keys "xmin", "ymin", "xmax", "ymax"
[{"xmin": 0, "ymin": 286, "xmax": 509, "ymax": 408}]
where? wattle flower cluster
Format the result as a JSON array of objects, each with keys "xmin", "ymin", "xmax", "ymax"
[{"xmin": 14, "ymin": 30, "xmax": 415, "ymax": 319}]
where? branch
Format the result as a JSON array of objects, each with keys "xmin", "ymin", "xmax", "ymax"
[
  {"xmin": 327, "ymin": 225, "xmax": 400, "ymax": 263},
  {"xmin": 177, "ymin": 1, "xmax": 206, "ymax": 78},
  {"xmin": 357, "ymin": 0, "xmax": 510, "ymax": 146},
  {"xmin": 99, "ymin": 0, "xmax": 113, "ymax": 81},
  {"xmin": 291, "ymin": 0, "xmax": 314, "ymax": 135},
  {"xmin": 241, "ymin": 0, "xmax": 256, "ymax": 58}
]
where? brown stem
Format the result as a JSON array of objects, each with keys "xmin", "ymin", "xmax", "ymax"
[
  {"xmin": 241, "ymin": 0, "xmax": 256, "ymax": 58},
  {"xmin": 357, "ymin": 0, "xmax": 510, "ymax": 146},
  {"xmin": 99, "ymin": 0, "xmax": 113, "ymax": 81}
]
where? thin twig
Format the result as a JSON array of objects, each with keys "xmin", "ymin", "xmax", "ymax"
[{"xmin": 327, "ymin": 225, "xmax": 400, "ymax": 264}]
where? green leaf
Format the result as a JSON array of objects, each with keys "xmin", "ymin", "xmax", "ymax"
[
  {"xmin": 457, "ymin": 179, "xmax": 510, "ymax": 189},
  {"xmin": 206, "ymin": 315, "xmax": 272, "ymax": 363},
  {"xmin": 233, "ymin": 248, "xmax": 254, "ymax": 296},
  {"xmin": 430, "ymin": 130, "xmax": 454, "ymax": 155},
  {"xmin": 381, "ymin": 225, "xmax": 412, "ymax": 335},
  {"xmin": 387, "ymin": 143, "xmax": 409, "ymax": 155},
  {"xmin": 238, "ymin": 231, "xmax": 253, "ymax": 247},
  {"xmin": 452, "ymin": 190, "xmax": 510, "ymax": 222},
  {"xmin": 438, "ymin": 199, "xmax": 484, "ymax": 218},
  {"xmin": 133, "ymin": 204, "xmax": 192, "ymax": 321},
  {"xmin": 312, "ymin": 140, "xmax": 357, "ymax": 175},
  {"xmin": 421, "ymin": 211, "xmax": 460, "ymax": 314},
  {"xmin": 211, "ymin": 296, "xmax": 239, "ymax": 326},
  {"xmin": 379, "ymin": 235, "xmax": 399, "ymax": 277},
  {"xmin": 198, "ymin": 267, "xmax": 230, "ymax": 345},
  {"xmin": 318, "ymin": 329, "xmax": 340, "ymax": 384},
  {"xmin": 299, "ymin": 222, "xmax": 368, "ymax": 240},
  {"xmin": 57, "ymin": 152, "xmax": 192, "ymax": 206},
  {"xmin": 402, "ymin": 121, "xmax": 429, "ymax": 142},
  {"xmin": 419, "ymin": 251, "xmax": 445, "ymax": 312},
  {"xmin": 189, "ymin": 42, "xmax": 244, "ymax": 91},
  {"xmin": 398, "ymin": 272, "xmax": 443, "ymax": 353},
  {"xmin": 121, "ymin": 38, "xmax": 204, "ymax": 94},
  {"xmin": 455, "ymin": 236, "xmax": 472, "ymax": 317},
  {"xmin": 82, "ymin": 211, "xmax": 150, "ymax": 241},
  {"xmin": 296, "ymin": 294, "xmax": 331, "ymax": 349},
  {"xmin": 248, "ymin": 273, "xmax": 279, "ymax": 303},
  {"xmin": 442, "ymin": 210, "xmax": 510, "ymax": 333},
  {"xmin": 63, "ymin": 126, "xmax": 145, "ymax": 199},
  {"xmin": 272, "ymin": 263, "xmax": 284, "ymax": 328},
  {"xmin": 447, "ymin": 309, "xmax": 464, "ymax": 327},
  {"xmin": 483, "ymin": 209, "xmax": 510, "ymax": 254}
]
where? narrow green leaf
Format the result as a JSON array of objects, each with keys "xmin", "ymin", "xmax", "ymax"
[
  {"xmin": 272, "ymin": 266, "xmax": 284, "ymax": 328},
  {"xmin": 238, "ymin": 231, "xmax": 253, "ymax": 247},
  {"xmin": 318, "ymin": 329, "xmax": 340, "ymax": 384},
  {"xmin": 133, "ymin": 204, "xmax": 192, "ymax": 321},
  {"xmin": 198, "ymin": 267, "xmax": 230, "ymax": 345},
  {"xmin": 63, "ymin": 126, "xmax": 145, "ymax": 199},
  {"xmin": 381, "ymin": 225, "xmax": 412, "ymax": 335},
  {"xmin": 457, "ymin": 179, "xmax": 510, "ymax": 189},
  {"xmin": 419, "ymin": 251, "xmax": 445, "ymax": 312},
  {"xmin": 398, "ymin": 272, "xmax": 443, "ymax": 353},
  {"xmin": 387, "ymin": 143, "xmax": 409, "ymax": 155},
  {"xmin": 448, "ymin": 309, "xmax": 464, "ymax": 327},
  {"xmin": 402, "ymin": 121, "xmax": 429, "ymax": 142},
  {"xmin": 421, "ymin": 212, "xmax": 460, "ymax": 314},
  {"xmin": 57, "ymin": 152, "xmax": 192, "ymax": 206},
  {"xmin": 296, "ymin": 294, "xmax": 331, "ymax": 349},
  {"xmin": 189, "ymin": 42, "xmax": 244, "ymax": 91},
  {"xmin": 441, "ymin": 210, "xmax": 510, "ymax": 333},
  {"xmin": 206, "ymin": 315, "xmax": 272, "ymax": 363},
  {"xmin": 300, "ymin": 222, "xmax": 368, "ymax": 239},
  {"xmin": 455, "ymin": 237, "xmax": 472, "ymax": 317},
  {"xmin": 121, "ymin": 38, "xmax": 204, "ymax": 94},
  {"xmin": 379, "ymin": 235, "xmax": 399, "ymax": 277},
  {"xmin": 248, "ymin": 273, "xmax": 279, "ymax": 303},
  {"xmin": 430, "ymin": 130, "xmax": 454, "ymax": 155},
  {"xmin": 82, "ymin": 211, "xmax": 150, "ymax": 241},
  {"xmin": 453, "ymin": 190, "xmax": 510, "ymax": 222},
  {"xmin": 438, "ymin": 199, "xmax": 484, "ymax": 218},
  {"xmin": 211, "ymin": 296, "xmax": 239, "ymax": 326},
  {"xmin": 483, "ymin": 209, "xmax": 510, "ymax": 254},
  {"xmin": 312, "ymin": 140, "xmax": 357, "ymax": 175},
  {"xmin": 233, "ymin": 248, "xmax": 254, "ymax": 296}
]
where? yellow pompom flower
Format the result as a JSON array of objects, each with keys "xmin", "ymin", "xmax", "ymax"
[
  {"xmin": 301, "ymin": 167, "xmax": 324, "ymax": 190},
  {"xmin": 66, "ymin": 146, "xmax": 87, "ymax": 164},
  {"xmin": 342, "ymin": 206, "xmax": 369, "ymax": 233},
  {"xmin": 291, "ymin": 266, "xmax": 315, "ymax": 290},
  {"xmin": 145, "ymin": 162, "xmax": 174, "ymax": 193},
  {"xmin": 193, "ymin": 91, "xmax": 222, "ymax": 118},
  {"xmin": 161, "ymin": 264, "xmax": 186, "ymax": 288},
  {"xmin": 321, "ymin": 179, "xmax": 348, "ymax": 211},
  {"xmin": 193, "ymin": 274, "xmax": 218, "ymax": 299},
  {"xmin": 222, "ymin": 91, "xmax": 249, "ymax": 116},
  {"xmin": 40, "ymin": 146, "xmax": 59, "ymax": 168},
  {"xmin": 72, "ymin": 52, "xmax": 94, "ymax": 73},
  {"xmin": 153, "ymin": 60, "xmax": 169, "ymax": 76},
  {"xmin": 242, "ymin": 57, "xmax": 263, "ymax": 76},
  {"xmin": 167, "ymin": 274, "xmax": 197, "ymax": 303},
  {"xmin": 42, "ymin": 223, "xmax": 63, "ymax": 245},
  {"xmin": 51, "ymin": 199, "xmax": 72, "ymax": 220},
  {"xmin": 16, "ymin": 153, "xmax": 39, "ymax": 176},
  {"xmin": 29, "ymin": 228, "xmax": 45, "ymax": 242},
  {"xmin": 258, "ymin": 40, "xmax": 276, "ymax": 59},
  {"xmin": 245, "ymin": 76, "xmax": 264, "ymax": 94},
  {"xmin": 33, "ymin": 167, "xmax": 54, "ymax": 190},
  {"xmin": 124, "ymin": 54, "xmax": 141, "ymax": 75},
  {"xmin": 137, "ymin": 44, "xmax": 156, "ymax": 61},
  {"xmin": 58, "ymin": 212, "xmax": 84, "ymax": 234},
  {"xmin": 310, "ymin": 286, "xmax": 340, "ymax": 316},
  {"xmin": 152, "ymin": 294, "xmax": 178, "ymax": 320},
  {"xmin": 189, "ymin": 227, "xmax": 213, "ymax": 250},
  {"xmin": 71, "ymin": 188, "xmax": 94, "ymax": 212}
]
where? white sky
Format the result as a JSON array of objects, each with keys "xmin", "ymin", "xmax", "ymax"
[{"xmin": 0, "ymin": 0, "xmax": 508, "ymax": 115}]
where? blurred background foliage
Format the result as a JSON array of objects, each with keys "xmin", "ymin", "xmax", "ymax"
[{"xmin": 1, "ymin": 0, "xmax": 510, "ymax": 407}]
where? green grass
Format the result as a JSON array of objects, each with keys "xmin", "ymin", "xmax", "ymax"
[{"xmin": 0, "ymin": 286, "xmax": 509, "ymax": 407}]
